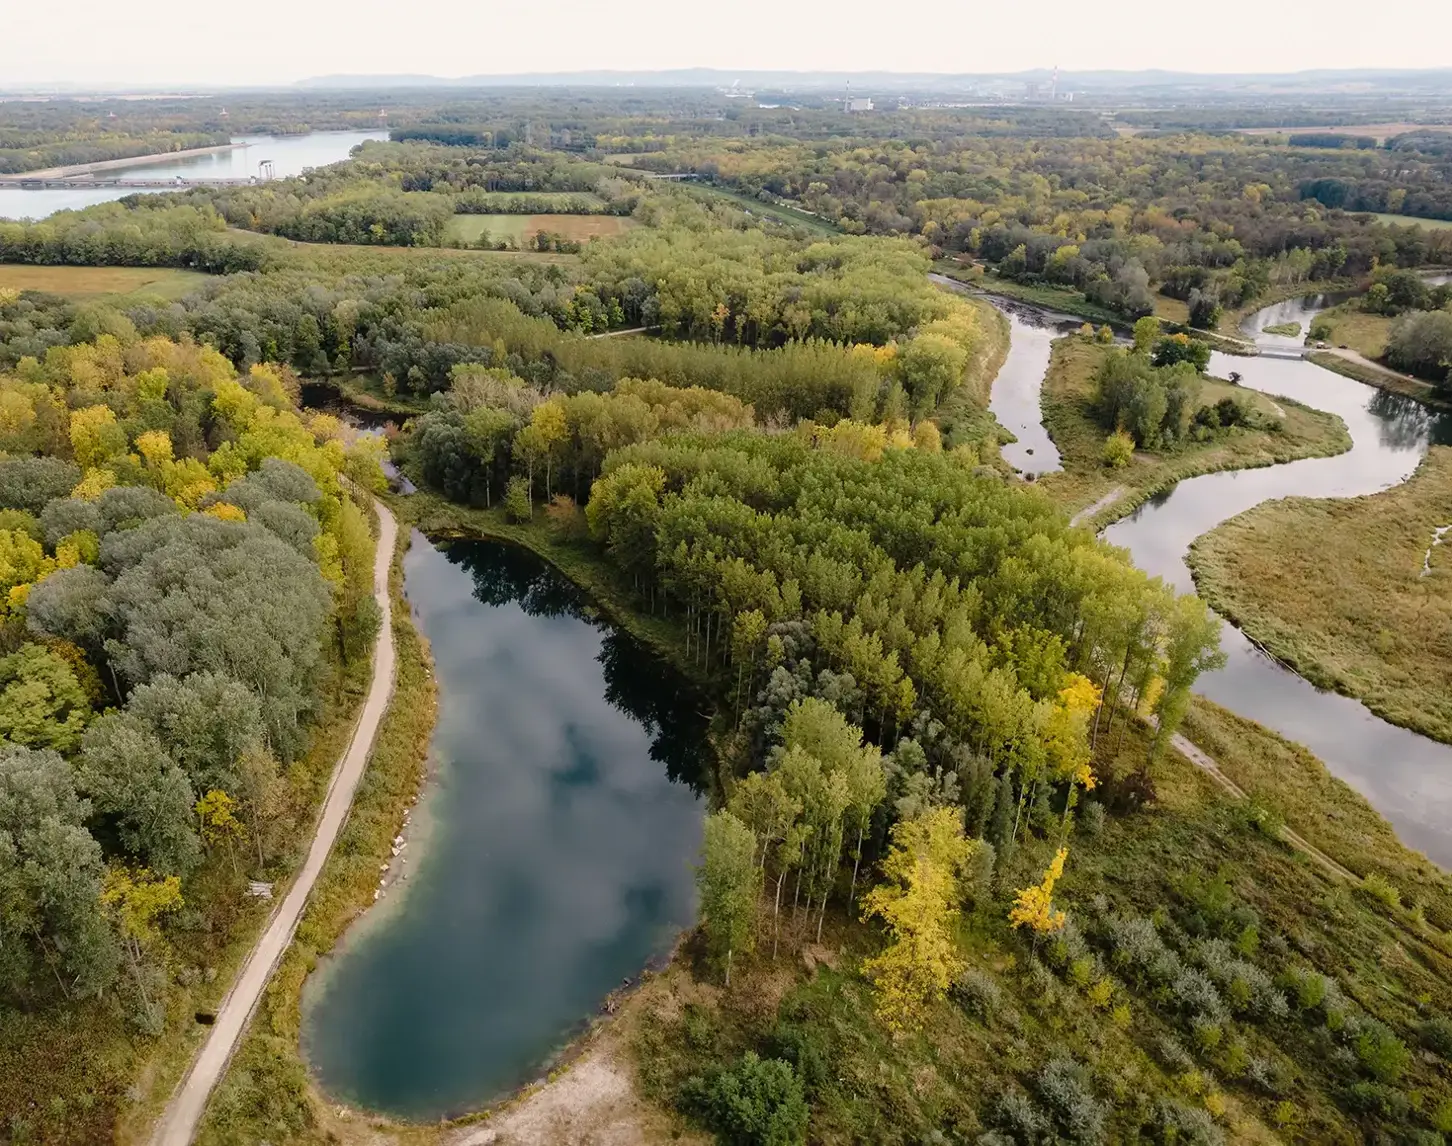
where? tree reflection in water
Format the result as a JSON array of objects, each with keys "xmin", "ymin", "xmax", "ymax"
[{"xmin": 443, "ymin": 538, "xmax": 711, "ymax": 793}]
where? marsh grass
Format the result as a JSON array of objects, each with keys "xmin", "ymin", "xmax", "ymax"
[{"xmin": 1189, "ymin": 447, "xmax": 1452, "ymax": 745}]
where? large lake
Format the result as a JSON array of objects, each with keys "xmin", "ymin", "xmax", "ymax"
[
  {"xmin": 0, "ymin": 130, "xmax": 387, "ymax": 220},
  {"xmin": 301, "ymin": 535, "xmax": 706, "ymax": 1119}
]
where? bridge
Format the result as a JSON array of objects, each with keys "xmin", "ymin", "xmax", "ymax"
[{"xmin": 1257, "ymin": 346, "xmax": 1308, "ymax": 361}]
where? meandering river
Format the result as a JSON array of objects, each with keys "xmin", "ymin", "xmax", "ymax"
[
  {"xmin": 302, "ymin": 535, "xmax": 705, "ymax": 1119},
  {"xmin": 1005, "ymin": 291, "xmax": 1452, "ymax": 865},
  {"xmin": 0, "ymin": 130, "xmax": 387, "ymax": 220}
]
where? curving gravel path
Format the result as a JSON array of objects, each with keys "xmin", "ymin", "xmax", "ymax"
[{"xmin": 150, "ymin": 501, "xmax": 399, "ymax": 1146}]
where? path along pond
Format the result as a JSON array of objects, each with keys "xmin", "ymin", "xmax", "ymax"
[
  {"xmin": 301, "ymin": 536, "xmax": 706, "ymax": 1119},
  {"xmin": 1002, "ymin": 288, "xmax": 1452, "ymax": 866}
]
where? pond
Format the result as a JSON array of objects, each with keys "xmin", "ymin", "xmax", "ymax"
[
  {"xmin": 0, "ymin": 130, "xmax": 388, "ymax": 220},
  {"xmin": 301, "ymin": 535, "xmax": 707, "ymax": 1119}
]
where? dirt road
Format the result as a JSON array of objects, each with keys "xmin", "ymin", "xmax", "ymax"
[{"xmin": 150, "ymin": 501, "xmax": 399, "ymax": 1146}]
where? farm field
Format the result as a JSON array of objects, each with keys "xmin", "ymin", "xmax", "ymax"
[
  {"xmin": 444, "ymin": 213, "xmax": 636, "ymax": 246},
  {"xmin": 0, "ymin": 264, "xmax": 210, "ymax": 299},
  {"xmin": 1239, "ymin": 122, "xmax": 1452, "ymax": 142}
]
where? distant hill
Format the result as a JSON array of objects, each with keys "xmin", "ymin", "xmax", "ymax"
[{"xmin": 295, "ymin": 67, "xmax": 1452, "ymax": 93}]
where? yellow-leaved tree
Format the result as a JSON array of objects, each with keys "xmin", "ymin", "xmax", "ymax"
[
  {"xmin": 1010, "ymin": 846, "xmax": 1070, "ymax": 936},
  {"xmin": 860, "ymin": 806, "xmax": 976, "ymax": 1036}
]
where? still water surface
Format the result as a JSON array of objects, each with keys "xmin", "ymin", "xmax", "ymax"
[
  {"xmin": 987, "ymin": 299, "xmax": 1082, "ymax": 475},
  {"xmin": 0, "ymin": 130, "xmax": 386, "ymax": 220},
  {"xmin": 302, "ymin": 535, "xmax": 705, "ymax": 1118},
  {"xmin": 1096, "ymin": 292, "xmax": 1452, "ymax": 865}
]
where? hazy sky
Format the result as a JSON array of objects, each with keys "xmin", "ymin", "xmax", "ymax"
[{"xmin": 4, "ymin": 0, "xmax": 1451, "ymax": 87}]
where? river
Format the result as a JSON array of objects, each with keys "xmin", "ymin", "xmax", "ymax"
[
  {"xmin": 986, "ymin": 299, "xmax": 1083, "ymax": 476},
  {"xmin": 301, "ymin": 535, "xmax": 706, "ymax": 1119},
  {"xmin": 0, "ymin": 130, "xmax": 387, "ymax": 220},
  {"xmin": 991, "ymin": 289, "xmax": 1452, "ymax": 865}
]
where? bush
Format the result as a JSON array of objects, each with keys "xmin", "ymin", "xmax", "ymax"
[
  {"xmin": 1354, "ymin": 1020, "xmax": 1410, "ymax": 1083},
  {"xmin": 683, "ymin": 1052, "xmax": 809, "ymax": 1146},
  {"xmin": 1420, "ymin": 1016, "xmax": 1452, "ymax": 1059},
  {"xmin": 954, "ymin": 967, "xmax": 1008, "ymax": 1023},
  {"xmin": 994, "ymin": 1090, "xmax": 1050, "ymax": 1141},
  {"xmin": 1102, "ymin": 430, "xmax": 1135, "ymax": 468},
  {"xmin": 1077, "ymin": 799, "xmax": 1106, "ymax": 838},
  {"xmin": 503, "ymin": 475, "xmax": 533, "ymax": 523},
  {"xmin": 1360, "ymin": 872, "xmax": 1402, "ymax": 910},
  {"xmin": 1036, "ymin": 1058, "xmax": 1107, "ymax": 1144},
  {"xmin": 1151, "ymin": 334, "xmax": 1212, "ymax": 371}
]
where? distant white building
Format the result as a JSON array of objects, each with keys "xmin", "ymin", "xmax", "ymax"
[{"xmin": 846, "ymin": 97, "xmax": 874, "ymax": 113}]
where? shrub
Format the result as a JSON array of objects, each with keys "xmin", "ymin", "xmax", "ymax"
[
  {"xmin": 953, "ymin": 968, "xmax": 1007, "ymax": 1023},
  {"xmin": 1036, "ymin": 1058, "xmax": 1107, "ymax": 1144},
  {"xmin": 1102, "ymin": 429, "xmax": 1135, "ymax": 468},
  {"xmin": 1078, "ymin": 800, "xmax": 1106, "ymax": 838},
  {"xmin": 503, "ymin": 475, "xmax": 533, "ymax": 523},
  {"xmin": 1154, "ymin": 1099, "xmax": 1224, "ymax": 1146},
  {"xmin": 1354, "ymin": 1020, "xmax": 1410, "ymax": 1083},
  {"xmin": 1420, "ymin": 1016, "xmax": 1452, "ymax": 1059},
  {"xmin": 994, "ymin": 1090, "xmax": 1050, "ymax": 1141},
  {"xmin": 683, "ymin": 1052, "xmax": 809, "ymax": 1146},
  {"xmin": 1360, "ymin": 872, "xmax": 1402, "ymax": 911}
]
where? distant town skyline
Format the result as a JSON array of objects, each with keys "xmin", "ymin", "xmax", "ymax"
[{"xmin": 4, "ymin": 0, "xmax": 1450, "ymax": 89}]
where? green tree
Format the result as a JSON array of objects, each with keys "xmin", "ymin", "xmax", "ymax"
[
  {"xmin": 0, "ymin": 743, "xmax": 119, "ymax": 1001},
  {"xmin": 696, "ymin": 809, "xmax": 758, "ymax": 985},
  {"xmin": 0, "ymin": 643, "xmax": 92, "ymax": 752}
]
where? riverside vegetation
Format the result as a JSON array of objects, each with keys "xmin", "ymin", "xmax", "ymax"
[
  {"xmin": 3, "ymin": 92, "xmax": 1452, "ymax": 1146},
  {"xmin": 1036, "ymin": 321, "xmax": 1350, "ymax": 524}
]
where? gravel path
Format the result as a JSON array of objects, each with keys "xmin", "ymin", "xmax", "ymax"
[{"xmin": 150, "ymin": 501, "xmax": 399, "ymax": 1146}]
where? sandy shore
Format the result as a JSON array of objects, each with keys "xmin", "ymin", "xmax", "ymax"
[{"xmin": 0, "ymin": 143, "xmax": 240, "ymax": 182}]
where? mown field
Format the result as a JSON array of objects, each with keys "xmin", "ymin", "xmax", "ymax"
[
  {"xmin": 1371, "ymin": 213, "xmax": 1452, "ymax": 231},
  {"xmin": 1189, "ymin": 446, "xmax": 1452, "ymax": 744},
  {"xmin": 1313, "ymin": 303, "xmax": 1395, "ymax": 358},
  {"xmin": 1035, "ymin": 335, "xmax": 1351, "ymax": 525},
  {"xmin": 444, "ymin": 213, "xmax": 637, "ymax": 246},
  {"xmin": 0, "ymin": 264, "xmax": 210, "ymax": 299}
]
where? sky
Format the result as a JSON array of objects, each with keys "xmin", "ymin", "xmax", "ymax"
[{"xmin": 4, "ymin": 0, "xmax": 1451, "ymax": 87}]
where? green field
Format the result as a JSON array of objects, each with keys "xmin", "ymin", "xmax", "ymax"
[
  {"xmin": 685, "ymin": 182, "xmax": 841, "ymax": 235},
  {"xmin": 1372, "ymin": 213, "xmax": 1452, "ymax": 231},
  {"xmin": 0, "ymin": 264, "xmax": 211, "ymax": 300},
  {"xmin": 444, "ymin": 213, "xmax": 636, "ymax": 245}
]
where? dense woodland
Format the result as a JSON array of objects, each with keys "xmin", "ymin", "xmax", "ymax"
[{"xmin": 0, "ymin": 327, "xmax": 384, "ymax": 1140}]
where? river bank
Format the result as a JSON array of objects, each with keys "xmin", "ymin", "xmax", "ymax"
[{"xmin": 0, "ymin": 142, "xmax": 238, "ymax": 181}]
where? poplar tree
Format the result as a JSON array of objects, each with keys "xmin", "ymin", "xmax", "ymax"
[{"xmin": 696, "ymin": 810, "xmax": 758, "ymax": 987}]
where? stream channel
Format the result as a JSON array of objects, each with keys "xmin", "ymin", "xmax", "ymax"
[
  {"xmin": 1002, "ymin": 288, "xmax": 1452, "ymax": 865},
  {"xmin": 301, "ymin": 536, "xmax": 707, "ymax": 1119}
]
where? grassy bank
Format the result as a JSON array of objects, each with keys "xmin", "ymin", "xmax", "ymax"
[
  {"xmin": 1307, "ymin": 350, "xmax": 1451, "ymax": 409},
  {"xmin": 405, "ymin": 490, "xmax": 704, "ymax": 689},
  {"xmin": 1036, "ymin": 336, "xmax": 1351, "ymax": 527},
  {"xmin": 1188, "ymin": 447, "xmax": 1452, "ymax": 745},
  {"xmin": 1216, "ymin": 279, "xmax": 1359, "ymax": 336},
  {"xmin": 197, "ymin": 508, "xmax": 436, "ymax": 1146},
  {"xmin": 1309, "ymin": 302, "xmax": 1392, "ymax": 359}
]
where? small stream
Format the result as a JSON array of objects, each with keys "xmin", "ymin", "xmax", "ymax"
[
  {"xmin": 986, "ymin": 299, "xmax": 1083, "ymax": 476},
  {"xmin": 1055, "ymin": 290, "xmax": 1452, "ymax": 865},
  {"xmin": 301, "ymin": 536, "xmax": 706, "ymax": 1118}
]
